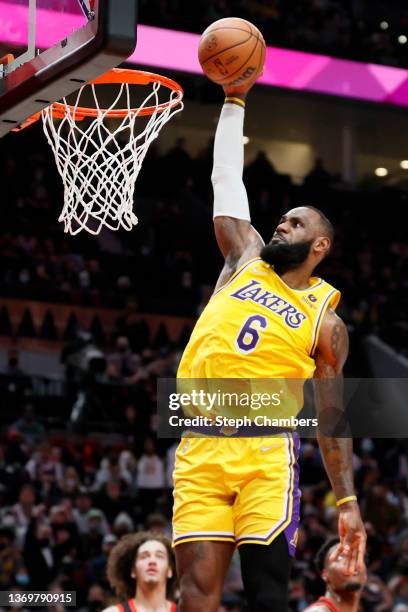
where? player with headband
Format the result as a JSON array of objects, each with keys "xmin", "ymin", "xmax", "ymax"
[{"xmin": 172, "ymin": 67, "xmax": 366, "ymax": 611}]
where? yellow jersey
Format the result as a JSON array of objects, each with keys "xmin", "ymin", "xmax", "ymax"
[{"xmin": 177, "ymin": 257, "xmax": 340, "ymax": 420}]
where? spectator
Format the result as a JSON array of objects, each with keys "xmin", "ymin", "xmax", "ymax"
[
  {"xmin": 78, "ymin": 583, "xmax": 109, "ymax": 612},
  {"xmin": 88, "ymin": 534, "xmax": 118, "ymax": 585},
  {"xmin": 11, "ymin": 483, "xmax": 36, "ymax": 536},
  {"xmin": 136, "ymin": 439, "xmax": 165, "ymax": 517},
  {"xmin": 0, "ymin": 527, "xmax": 21, "ymax": 588},
  {"xmin": 10, "ymin": 404, "xmax": 45, "ymax": 448},
  {"xmin": 97, "ymin": 480, "xmax": 132, "ymax": 525},
  {"xmin": 106, "ymin": 337, "xmax": 141, "ymax": 383},
  {"xmin": 364, "ymin": 484, "xmax": 403, "ymax": 537},
  {"xmin": 304, "ymin": 158, "xmax": 334, "ymax": 192},
  {"xmin": 23, "ymin": 507, "xmax": 58, "ymax": 589}
]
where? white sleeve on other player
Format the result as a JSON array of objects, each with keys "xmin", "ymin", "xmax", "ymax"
[{"xmin": 211, "ymin": 103, "xmax": 251, "ymax": 221}]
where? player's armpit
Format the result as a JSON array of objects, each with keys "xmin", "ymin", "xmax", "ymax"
[
  {"xmin": 213, "ymin": 219, "xmax": 263, "ymax": 290},
  {"xmin": 214, "ymin": 216, "xmax": 264, "ymax": 260}
]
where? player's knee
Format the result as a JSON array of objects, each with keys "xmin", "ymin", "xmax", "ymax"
[{"xmin": 178, "ymin": 577, "xmax": 220, "ymax": 612}]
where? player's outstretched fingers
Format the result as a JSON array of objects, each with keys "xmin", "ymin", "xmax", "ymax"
[
  {"xmin": 328, "ymin": 542, "xmax": 345, "ymax": 562},
  {"xmin": 329, "ymin": 541, "xmax": 353, "ymax": 575},
  {"xmin": 347, "ymin": 542, "xmax": 359, "ymax": 576},
  {"xmin": 355, "ymin": 534, "xmax": 367, "ymax": 573}
]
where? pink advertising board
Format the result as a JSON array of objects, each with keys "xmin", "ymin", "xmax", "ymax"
[{"xmin": 1, "ymin": 1, "xmax": 408, "ymax": 106}]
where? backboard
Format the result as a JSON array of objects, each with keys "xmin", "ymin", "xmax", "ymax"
[{"xmin": 0, "ymin": 0, "xmax": 138, "ymax": 136}]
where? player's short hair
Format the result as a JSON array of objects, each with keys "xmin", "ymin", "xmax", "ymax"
[
  {"xmin": 304, "ymin": 205, "xmax": 335, "ymax": 245},
  {"xmin": 106, "ymin": 531, "xmax": 176, "ymax": 600},
  {"xmin": 315, "ymin": 537, "xmax": 340, "ymax": 573}
]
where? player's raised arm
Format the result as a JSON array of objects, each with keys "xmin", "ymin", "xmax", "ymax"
[
  {"xmin": 211, "ymin": 86, "xmax": 264, "ymax": 287},
  {"xmin": 313, "ymin": 308, "xmax": 366, "ymax": 576}
]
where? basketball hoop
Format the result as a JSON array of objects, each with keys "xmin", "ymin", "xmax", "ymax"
[{"xmin": 17, "ymin": 69, "xmax": 184, "ymax": 235}]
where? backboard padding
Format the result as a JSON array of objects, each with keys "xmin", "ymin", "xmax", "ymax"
[{"xmin": 0, "ymin": 0, "xmax": 138, "ymax": 136}]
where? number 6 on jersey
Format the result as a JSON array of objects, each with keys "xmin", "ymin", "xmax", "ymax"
[{"xmin": 235, "ymin": 315, "xmax": 268, "ymax": 353}]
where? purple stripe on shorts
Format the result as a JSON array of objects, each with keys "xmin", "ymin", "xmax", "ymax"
[
  {"xmin": 174, "ymin": 532, "xmax": 235, "ymax": 543},
  {"xmin": 284, "ymin": 432, "xmax": 300, "ymax": 557}
]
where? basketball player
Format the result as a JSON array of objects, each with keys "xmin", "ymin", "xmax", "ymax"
[
  {"xmin": 305, "ymin": 537, "xmax": 367, "ymax": 611},
  {"xmin": 103, "ymin": 532, "xmax": 177, "ymax": 612},
  {"xmin": 172, "ymin": 72, "xmax": 366, "ymax": 612}
]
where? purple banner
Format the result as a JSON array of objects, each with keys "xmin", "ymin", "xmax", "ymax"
[{"xmin": 1, "ymin": 1, "xmax": 408, "ymax": 106}]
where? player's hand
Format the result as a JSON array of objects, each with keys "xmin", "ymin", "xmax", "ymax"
[
  {"xmin": 330, "ymin": 501, "xmax": 366, "ymax": 575},
  {"xmin": 223, "ymin": 69, "xmax": 263, "ymax": 98}
]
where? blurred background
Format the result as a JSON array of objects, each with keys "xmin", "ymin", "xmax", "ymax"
[{"xmin": 0, "ymin": 1, "xmax": 408, "ymax": 610}]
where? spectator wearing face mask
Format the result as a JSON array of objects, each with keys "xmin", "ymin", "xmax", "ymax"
[{"xmin": 78, "ymin": 583, "xmax": 109, "ymax": 612}]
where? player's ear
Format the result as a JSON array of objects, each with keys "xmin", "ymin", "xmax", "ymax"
[
  {"xmin": 167, "ymin": 567, "xmax": 173, "ymax": 579},
  {"xmin": 314, "ymin": 236, "xmax": 331, "ymax": 256},
  {"xmin": 321, "ymin": 568, "xmax": 328, "ymax": 583}
]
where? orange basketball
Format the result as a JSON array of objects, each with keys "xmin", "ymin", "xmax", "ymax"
[{"xmin": 198, "ymin": 17, "xmax": 266, "ymax": 88}]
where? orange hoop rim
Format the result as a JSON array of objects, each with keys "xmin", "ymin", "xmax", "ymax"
[{"xmin": 13, "ymin": 68, "xmax": 184, "ymax": 130}]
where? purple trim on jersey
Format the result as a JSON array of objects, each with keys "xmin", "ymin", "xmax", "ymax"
[
  {"xmin": 284, "ymin": 432, "xmax": 300, "ymax": 557},
  {"xmin": 309, "ymin": 288, "xmax": 338, "ymax": 355}
]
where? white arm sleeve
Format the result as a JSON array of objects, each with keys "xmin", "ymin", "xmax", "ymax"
[{"xmin": 211, "ymin": 103, "xmax": 251, "ymax": 221}]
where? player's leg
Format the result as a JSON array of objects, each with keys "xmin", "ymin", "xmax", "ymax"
[
  {"xmin": 238, "ymin": 532, "xmax": 291, "ymax": 611},
  {"xmin": 233, "ymin": 434, "xmax": 300, "ymax": 610},
  {"xmin": 175, "ymin": 540, "xmax": 234, "ymax": 612},
  {"xmin": 172, "ymin": 437, "xmax": 236, "ymax": 610}
]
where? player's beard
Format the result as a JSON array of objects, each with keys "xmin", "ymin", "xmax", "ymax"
[{"xmin": 260, "ymin": 238, "xmax": 313, "ymax": 268}]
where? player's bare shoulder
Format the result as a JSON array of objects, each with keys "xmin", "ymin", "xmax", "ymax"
[
  {"xmin": 314, "ymin": 307, "xmax": 349, "ymax": 375},
  {"xmin": 101, "ymin": 606, "xmax": 119, "ymax": 612}
]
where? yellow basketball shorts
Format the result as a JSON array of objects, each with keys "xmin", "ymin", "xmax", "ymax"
[{"xmin": 172, "ymin": 433, "xmax": 300, "ymax": 556}]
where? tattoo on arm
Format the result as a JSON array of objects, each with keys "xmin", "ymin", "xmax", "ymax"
[
  {"xmin": 317, "ymin": 434, "xmax": 355, "ymax": 500},
  {"xmin": 331, "ymin": 323, "xmax": 341, "ymax": 359},
  {"xmin": 314, "ymin": 312, "xmax": 355, "ymax": 500},
  {"xmin": 214, "ymin": 252, "xmax": 241, "ymax": 291}
]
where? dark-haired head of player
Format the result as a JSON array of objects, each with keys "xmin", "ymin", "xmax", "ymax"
[
  {"xmin": 106, "ymin": 531, "xmax": 176, "ymax": 605},
  {"xmin": 310, "ymin": 537, "xmax": 367, "ymax": 610},
  {"xmin": 260, "ymin": 206, "xmax": 334, "ymax": 275}
]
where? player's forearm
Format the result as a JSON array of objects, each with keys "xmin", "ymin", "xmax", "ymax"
[
  {"xmin": 317, "ymin": 434, "xmax": 356, "ymax": 501},
  {"xmin": 211, "ymin": 101, "xmax": 250, "ymax": 221}
]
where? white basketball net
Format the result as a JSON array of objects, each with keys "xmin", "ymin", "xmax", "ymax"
[{"xmin": 41, "ymin": 78, "xmax": 183, "ymax": 235}]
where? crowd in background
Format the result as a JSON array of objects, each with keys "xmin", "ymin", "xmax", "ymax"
[
  {"xmin": 1, "ymin": 130, "xmax": 407, "ymax": 355},
  {"xmin": 1, "ymin": 1, "xmax": 408, "ymax": 610},
  {"xmin": 1, "ymin": 403, "xmax": 408, "ymax": 610},
  {"xmin": 139, "ymin": 0, "xmax": 408, "ymax": 68},
  {"xmin": 0, "ymin": 124, "xmax": 407, "ymax": 610}
]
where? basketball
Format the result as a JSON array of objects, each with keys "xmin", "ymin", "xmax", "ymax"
[{"xmin": 198, "ymin": 17, "xmax": 266, "ymax": 88}]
